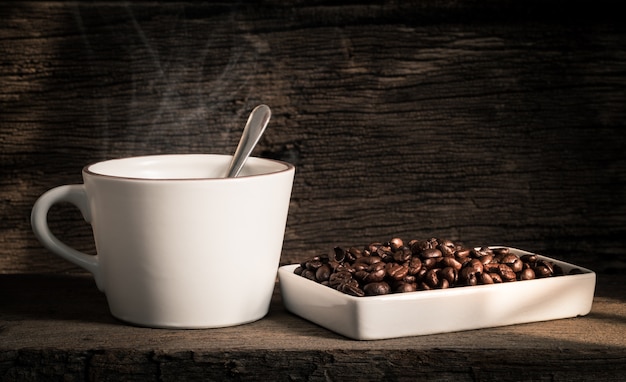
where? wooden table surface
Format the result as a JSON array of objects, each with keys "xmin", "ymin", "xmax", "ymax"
[{"xmin": 1, "ymin": 272, "xmax": 625, "ymax": 381}]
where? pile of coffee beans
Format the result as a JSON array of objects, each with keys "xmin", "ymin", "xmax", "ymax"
[{"xmin": 293, "ymin": 237, "xmax": 583, "ymax": 297}]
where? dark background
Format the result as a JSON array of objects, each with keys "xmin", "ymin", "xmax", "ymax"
[{"xmin": 1, "ymin": 1, "xmax": 625, "ymax": 274}]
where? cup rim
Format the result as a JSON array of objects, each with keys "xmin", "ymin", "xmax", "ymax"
[{"xmin": 83, "ymin": 154, "xmax": 295, "ymax": 181}]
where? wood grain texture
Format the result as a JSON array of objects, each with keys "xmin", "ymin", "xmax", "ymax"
[
  {"xmin": 1, "ymin": 1, "xmax": 626, "ymax": 273},
  {"xmin": 1, "ymin": 273, "xmax": 626, "ymax": 380}
]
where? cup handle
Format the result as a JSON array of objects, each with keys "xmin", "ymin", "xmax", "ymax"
[{"xmin": 31, "ymin": 185, "xmax": 103, "ymax": 290}]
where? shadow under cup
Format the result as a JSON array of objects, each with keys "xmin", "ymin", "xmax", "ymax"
[{"xmin": 32, "ymin": 154, "xmax": 295, "ymax": 328}]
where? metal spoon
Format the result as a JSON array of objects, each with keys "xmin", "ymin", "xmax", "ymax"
[{"xmin": 225, "ymin": 104, "xmax": 271, "ymax": 178}]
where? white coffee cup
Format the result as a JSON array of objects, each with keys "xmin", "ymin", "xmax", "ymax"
[{"xmin": 31, "ymin": 154, "xmax": 295, "ymax": 328}]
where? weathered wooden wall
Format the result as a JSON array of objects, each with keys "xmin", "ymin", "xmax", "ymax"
[{"xmin": 1, "ymin": 1, "xmax": 625, "ymax": 274}]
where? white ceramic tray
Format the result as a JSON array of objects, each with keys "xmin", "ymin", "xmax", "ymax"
[{"xmin": 278, "ymin": 247, "xmax": 596, "ymax": 340}]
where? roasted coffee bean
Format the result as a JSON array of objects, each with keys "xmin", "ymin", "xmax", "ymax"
[
  {"xmin": 354, "ymin": 256, "xmax": 381, "ymax": 272},
  {"xmin": 458, "ymin": 256, "xmax": 473, "ymax": 267},
  {"xmin": 500, "ymin": 253, "xmax": 518, "ymax": 265},
  {"xmin": 538, "ymin": 260, "xmax": 554, "ymax": 274},
  {"xmin": 424, "ymin": 269, "xmax": 440, "ymax": 289},
  {"xmin": 421, "ymin": 248, "xmax": 443, "ymax": 259},
  {"xmin": 354, "ymin": 270, "xmax": 368, "ymax": 281},
  {"xmin": 492, "ymin": 247, "xmax": 510, "ymax": 256},
  {"xmin": 363, "ymin": 262, "xmax": 386, "ymax": 283},
  {"xmin": 471, "ymin": 247, "xmax": 491, "ymax": 258},
  {"xmin": 328, "ymin": 260, "xmax": 341, "ymax": 272},
  {"xmin": 333, "ymin": 259, "xmax": 349, "ymax": 272},
  {"xmin": 296, "ymin": 239, "xmax": 581, "ymax": 296},
  {"xmin": 483, "ymin": 262, "xmax": 500, "ymax": 273},
  {"xmin": 533, "ymin": 265, "xmax": 552, "ymax": 278},
  {"xmin": 344, "ymin": 248, "xmax": 358, "ymax": 262},
  {"xmin": 519, "ymin": 267, "xmax": 536, "ymax": 281},
  {"xmin": 315, "ymin": 264, "xmax": 331, "ymax": 282},
  {"xmin": 305, "ymin": 256, "xmax": 323, "ymax": 270},
  {"xmin": 479, "ymin": 254, "xmax": 495, "ymax": 265},
  {"xmin": 393, "ymin": 247, "xmax": 412, "ymax": 263},
  {"xmin": 356, "ymin": 255, "xmax": 382, "ymax": 266},
  {"xmin": 455, "ymin": 248, "xmax": 471, "ymax": 259},
  {"xmin": 389, "ymin": 237, "xmax": 404, "ymax": 250},
  {"xmin": 466, "ymin": 259, "xmax": 484, "ymax": 275},
  {"xmin": 511, "ymin": 259, "xmax": 524, "ymax": 273},
  {"xmin": 480, "ymin": 272, "xmax": 494, "ymax": 284},
  {"xmin": 459, "ymin": 267, "xmax": 478, "ymax": 286},
  {"xmin": 498, "ymin": 264, "xmax": 517, "ymax": 282},
  {"xmin": 403, "ymin": 275, "xmax": 417, "ymax": 284},
  {"xmin": 377, "ymin": 248, "xmax": 394, "ymax": 263},
  {"xmin": 408, "ymin": 257, "xmax": 423, "ymax": 275},
  {"xmin": 427, "ymin": 237, "xmax": 439, "ymax": 248},
  {"xmin": 501, "ymin": 253, "xmax": 524, "ymax": 273},
  {"xmin": 363, "ymin": 282, "xmax": 391, "ymax": 296},
  {"xmin": 438, "ymin": 239, "xmax": 456, "ymax": 257},
  {"xmin": 410, "ymin": 240, "xmax": 430, "ymax": 254},
  {"xmin": 490, "ymin": 272, "xmax": 503, "ymax": 283},
  {"xmin": 368, "ymin": 242, "xmax": 383, "ymax": 254},
  {"xmin": 301, "ymin": 269, "xmax": 317, "ymax": 281},
  {"xmin": 348, "ymin": 247, "xmax": 363, "ymax": 259},
  {"xmin": 463, "ymin": 272, "xmax": 478, "ymax": 286},
  {"xmin": 440, "ymin": 267, "xmax": 458, "ymax": 285},
  {"xmin": 335, "ymin": 262, "xmax": 355, "ymax": 274},
  {"xmin": 419, "ymin": 281, "xmax": 431, "ymax": 291},
  {"xmin": 353, "ymin": 262, "xmax": 368, "ymax": 272},
  {"xmin": 416, "ymin": 267, "xmax": 428, "ymax": 280},
  {"xmin": 422, "ymin": 257, "xmax": 439, "ymax": 270},
  {"xmin": 328, "ymin": 271, "xmax": 352, "ymax": 288},
  {"xmin": 394, "ymin": 281, "xmax": 417, "ymax": 293},
  {"xmin": 440, "ymin": 279, "xmax": 450, "ymax": 289},
  {"xmin": 333, "ymin": 247, "xmax": 346, "ymax": 262},
  {"xmin": 386, "ymin": 263, "xmax": 409, "ymax": 280},
  {"xmin": 440, "ymin": 256, "xmax": 463, "ymax": 271},
  {"xmin": 338, "ymin": 282, "xmax": 365, "ymax": 297}
]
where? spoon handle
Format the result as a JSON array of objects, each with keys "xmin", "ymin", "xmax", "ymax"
[{"xmin": 225, "ymin": 104, "xmax": 272, "ymax": 178}]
